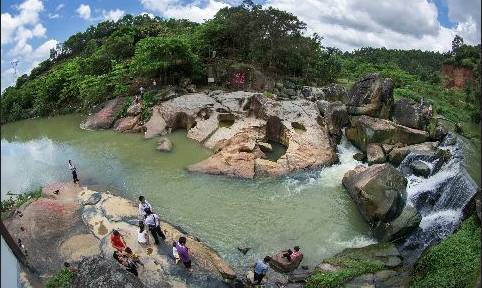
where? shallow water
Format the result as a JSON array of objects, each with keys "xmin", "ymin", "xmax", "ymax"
[{"xmin": 1, "ymin": 114, "xmax": 375, "ymax": 270}]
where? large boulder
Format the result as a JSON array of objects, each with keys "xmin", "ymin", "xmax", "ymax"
[
  {"xmin": 346, "ymin": 73, "xmax": 394, "ymax": 119},
  {"xmin": 113, "ymin": 116, "xmax": 141, "ymax": 133},
  {"xmin": 126, "ymin": 103, "xmax": 142, "ymax": 116},
  {"xmin": 342, "ymin": 164, "xmax": 407, "ymax": 224},
  {"xmin": 346, "ymin": 115, "xmax": 429, "ymax": 152},
  {"xmin": 144, "ymin": 106, "xmax": 167, "ymax": 139},
  {"xmin": 388, "ymin": 142, "xmax": 438, "ymax": 166},
  {"xmin": 392, "ymin": 98, "xmax": 432, "ymax": 130},
  {"xmin": 81, "ymin": 97, "xmax": 126, "ymax": 130},
  {"xmin": 301, "ymin": 84, "xmax": 348, "ymax": 102},
  {"xmin": 73, "ymin": 256, "xmax": 146, "ymax": 288}
]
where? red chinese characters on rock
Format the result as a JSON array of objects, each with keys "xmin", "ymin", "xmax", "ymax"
[{"xmin": 231, "ymin": 72, "xmax": 246, "ymax": 88}]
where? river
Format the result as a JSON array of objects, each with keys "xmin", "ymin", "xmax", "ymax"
[{"xmin": 0, "ymin": 113, "xmax": 381, "ymax": 271}]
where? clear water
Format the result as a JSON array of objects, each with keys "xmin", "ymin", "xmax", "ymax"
[{"xmin": 1, "ymin": 114, "xmax": 375, "ymax": 270}]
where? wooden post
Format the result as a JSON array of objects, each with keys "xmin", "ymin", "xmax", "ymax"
[{"xmin": 0, "ymin": 220, "xmax": 37, "ymax": 275}]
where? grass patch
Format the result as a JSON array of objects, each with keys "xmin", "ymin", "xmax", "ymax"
[
  {"xmin": 412, "ymin": 215, "xmax": 481, "ymax": 288},
  {"xmin": 45, "ymin": 269, "xmax": 75, "ymax": 288},
  {"xmin": 0, "ymin": 188, "xmax": 42, "ymax": 213},
  {"xmin": 306, "ymin": 256, "xmax": 384, "ymax": 288}
]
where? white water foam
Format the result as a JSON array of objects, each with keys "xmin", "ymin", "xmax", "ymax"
[{"xmin": 419, "ymin": 209, "xmax": 462, "ymax": 231}]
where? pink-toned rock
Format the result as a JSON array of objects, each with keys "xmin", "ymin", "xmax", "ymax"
[
  {"xmin": 113, "ymin": 116, "xmax": 140, "ymax": 133},
  {"xmin": 81, "ymin": 97, "xmax": 125, "ymax": 130}
]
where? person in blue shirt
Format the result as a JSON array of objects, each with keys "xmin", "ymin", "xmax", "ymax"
[{"xmin": 253, "ymin": 256, "xmax": 271, "ymax": 284}]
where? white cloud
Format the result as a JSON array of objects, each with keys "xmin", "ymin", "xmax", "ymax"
[
  {"xmin": 102, "ymin": 9, "xmax": 126, "ymax": 22},
  {"xmin": 446, "ymin": 0, "xmax": 481, "ymax": 44},
  {"xmin": 48, "ymin": 13, "xmax": 60, "ymax": 19},
  {"xmin": 55, "ymin": 3, "xmax": 65, "ymax": 11},
  {"xmin": 1, "ymin": 0, "xmax": 44, "ymax": 45},
  {"xmin": 140, "ymin": 0, "xmax": 230, "ymax": 23},
  {"xmin": 265, "ymin": 0, "xmax": 478, "ymax": 52},
  {"xmin": 76, "ymin": 4, "xmax": 91, "ymax": 20}
]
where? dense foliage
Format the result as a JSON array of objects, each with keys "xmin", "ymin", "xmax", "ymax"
[
  {"xmin": 412, "ymin": 216, "xmax": 481, "ymax": 288},
  {"xmin": 0, "ymin": 188, "xmax": 42, "ymax": 213},
  {"xmin": 1, "ymin": 0, "xmax": 480, "ymax": 125}
]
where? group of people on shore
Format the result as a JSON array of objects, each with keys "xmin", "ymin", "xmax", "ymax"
[
  {"xmin": 66, "ymin": 160, "xmax": 301, "ymax": 285},
  {"xmin": 108, "ymin": 195, "xmax": 193, "ymax": 277}
]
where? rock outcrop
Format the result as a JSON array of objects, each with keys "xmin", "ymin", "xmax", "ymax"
[
  {"xmin": 367, "ymin": 143, "xmax": 386, "ymax": 165},
  {"xmin": 81, "ymin": 98, "xmax": 126, "ymax": 130},
  {"xmin": 387, "ymin": 141, "xmax": 438, "ymax": 166},
  {"xmin": 140, "ymin": 91, "xmax": 337, "ymax": 179},
  {"xmin": 317, "ymin": 100, "xmax": 349, "ymax": 143},
  {"xmin": 311, "ymin": 243, "xmax": 410, "ymax": 287},
  {"xmin": 301, "ymin": 84, "xmax": 348, "ymax": 102},
  {"xmin": 342, "ymin": 164, "xmax": 407, "ymax": 224},
  {"xmin": 114, "ymin": 116, "xmax": 142, "ymax": 133},
  {"xmin": 346, "ymin": 73, "xmax": 394, "ymax": 119},
  {"xmin": 269, "ymin": 252, "xmax": 303, "ymax": 273},
  {"xmin": 346, "ymin": 115, "xmax": 429, "ymax": 152},
  {"xmin": 374, "ymin": 204, "xmax": 421, "ymax": 242}
]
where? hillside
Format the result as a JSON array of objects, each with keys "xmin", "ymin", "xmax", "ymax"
[{"xmin": 1, "ymin": 2, "xmax": 480, "ymax": 126}]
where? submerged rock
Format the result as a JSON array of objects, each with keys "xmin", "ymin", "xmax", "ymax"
[
  {"xmin": 342, "ymin": 164, "xmax": 407, "ymax": 224},
  {"xmin": 346, "ymin": 73, "xmax": 394, "ymax": 119},
  {"xmin": 410, "ymin": 160, "xmax": 431, "ymax": 178},
  {"xmin": 156, "ymin": 137, "xmax": 173, "ymax": 152},
  {"xmin": 353, "ymin": 152, "xmax": 365, "ymax": 162},
  {"xmin": 81, "ymin": 97, "xmax": 126, "ymax": 130},
  {"xmin": 346, "ymin": 115, "xmax": 429, "ymax": 152}
]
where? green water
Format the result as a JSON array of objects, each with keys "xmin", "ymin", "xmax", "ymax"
[{"xmin": 1, "ymin": 114, "xmax": 374, "ymax": 270}]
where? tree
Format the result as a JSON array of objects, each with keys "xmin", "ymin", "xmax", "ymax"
[{"xmin": 451, "ymin": 35, "xmax": 464, "ymax": 54}]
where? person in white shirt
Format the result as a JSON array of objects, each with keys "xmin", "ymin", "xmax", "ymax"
[
  {"xmin": 68, "ymin": 160, "xmax": 75, "ymax": 171},
  {"xmin": 138, "ymin": 196, "xmax": 152, "ymax": 219},
  {"xmin": 172, "ymin": 241, "xmax": 180, "ymax": 264},
  {"xmin": 144, "ymin": 208, "xmax": 166, "ymax": 245},
  {"xmin": 137, "ymin": 222, "xmax": 149, "ymax": 246}
]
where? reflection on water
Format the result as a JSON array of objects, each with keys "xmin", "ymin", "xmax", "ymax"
[{"xmin": 1, "ymin": 114, "xmax": 374, "ymax": 270}]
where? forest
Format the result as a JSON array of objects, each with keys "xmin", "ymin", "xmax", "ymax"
[{"xmin": 1, "ymin": 1, "xmax": 480, "ymax": 125}]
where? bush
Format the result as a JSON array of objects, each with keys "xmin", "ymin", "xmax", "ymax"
[
  {"xmin": 0, "ymin": 188, "xmax": 42, "ymax": 213},
  {"xmin": 45, "ymin": 269, "xmax": 75, "ymax": 288}
]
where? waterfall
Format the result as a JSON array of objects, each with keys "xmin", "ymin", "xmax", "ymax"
[{"xmin": 397, "ymin": 133, "xmax": 479, "ymax": 264}]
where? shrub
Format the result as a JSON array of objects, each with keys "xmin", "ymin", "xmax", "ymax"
[{"xmin": 45, "ymin": 269, "xmax": 75, "ymax": 288}]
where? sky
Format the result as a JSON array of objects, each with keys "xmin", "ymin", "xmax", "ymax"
[{"xmin": 1, "ymin": 0, "xmax": 481, "ymax": 91}]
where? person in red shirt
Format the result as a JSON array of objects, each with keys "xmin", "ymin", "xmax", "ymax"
[
  {"xmin": 283, "ymin": 246, "xmax": 301, "ymax": 262},
  {"xmin": 110, "ymin": 230, "xmax": 127, "ymax": 251}
]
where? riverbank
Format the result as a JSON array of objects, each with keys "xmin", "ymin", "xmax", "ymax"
[{"xmin": 3, "ymin": 182, "xmax": 236, "ymax": 287}]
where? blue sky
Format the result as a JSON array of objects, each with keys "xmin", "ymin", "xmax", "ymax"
[{"xmin": 1, "ymin": 0, "xmax": 481, "ymax": 91}]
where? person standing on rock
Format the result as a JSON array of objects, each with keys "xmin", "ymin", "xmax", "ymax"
[
  {"xmin": 144, "ymin": 208, "xmax": 166, "ymax": 245},
  {"xmin": 253, "ymin": 256, "xmax": 271, "ymax": 284},
  {"xmin": 68, "ymin": 160, "xmax": 80, "ymax": 184},
  {"xmin": 176, "ymin": 236, "xmax": 192, "ymax": 271},
  {"xmin": 137, "ymin": 222, "xmax": 150, "ymax": 246},
  {"xmin": 138, "ymin": 196, "xmax": 153, "ymax": 219}
]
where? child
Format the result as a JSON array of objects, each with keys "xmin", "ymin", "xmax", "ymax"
[
  {"xmin": 137, "ymin": 222, "xmax": 149, "ymax": 246},
  {"xmin": 124, "ymin": 247, "xmax": 144, "ymax": 267},
  {"xmin": 176, "ymin": 236, "xmax": 192, "ymax": 271},
  {"xmin": 172, "ymin": 242, "xmax": 180, "ymax": 264}
]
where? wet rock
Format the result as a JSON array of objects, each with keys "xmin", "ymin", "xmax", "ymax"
[
  {"xmin": 367, "ymin": 143, "xmax": 386, "ymax": 165},
  {"xmin": 388, "ymin": 142, "xmax": 438, "ymax": 166},
  {"xmin": 81, "ymin": 97, "xmax": 126, "ymax": 130},
  {"xmin": 319, "ymin": 101, "xmax": 349, "ymax": 143},
  {"xmin": 144, "ymin": 106, "xmax": 167, "ymax": 139},
  {"xmin": 392, "ymin": 98, "xmax": 432, "ymax": 130},
  {"xmin": 83, "ymin": 192, "xmax": 101, "ymax": 205},
  {"xmin": 288, "ymin": 270, "xmax": 312, "ymax": 283},
  {"xmin": 431, "ymin": 121, "xmax": 449, "ymax": 141},
  {"xmin": 455, "ymin": 122, "xmax": 464, "ymax": 134},
  {"xmin": 346, "ymin": 73, "xmax": 393, "ymax": 119},
  {"xmin": 374, "ymin": 204, "xmax": 421, "ymax": 242},
  {"xmin": 113, "ymin": 116, "xmax": 140, "ymax": 133},
  {"xmin": 346, "ymin": 115, "xmax": 429, "ymax": 152},
  {"xmin": 156, "ymin": 137, "xmax": 173, "ymax": 152},
  {"xmin": 342, "ymin": 164, "xmax": 407, "ymax": 224},
  {"xmin": 269, "ymin": 252, "xmax": 304, "ymax": 273},
  {"xmin": 410, "ymin": 160, "xmax": 431, "ymax": 177},
  {"xmin": 127, "ymin": 103, "xmax": 142, "ymax": 116},
  {"xmin": 353, "ymin": 152, "xmax": 365, "ymax": 162},
  {"xmin": 73, "ymin": 256, "xmax": 146, "ymax": 288}
]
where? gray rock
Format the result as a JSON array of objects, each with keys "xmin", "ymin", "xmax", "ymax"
[
  {"xmin": 374, "ymin": 204, "xmax": 422, "ymax": 242},
  {"xmin": 353, "ymin": 152, "xmax": 365, "ymax": 162},
  {"xmin": 367, "ymin": 143, "xmax": 386, "ymax": 165},
  {"xmin": 392, "ymin": 98, "xmax": 432, "ymax": 130},
  {"xmin": 73, "ymin": 256, "xmax": 147, "ymax": 288},
  {"xmin": 156, "ymin": 137, "xmax": 173, "ymax": 152},
  {"xmin": 410, "ymin": 160, "xmax": 431, "ymax": 177},
  {"xmin": 346, "ymin": 73, "xmax": 393, "ymax": 119},
  {"xmin": 83, "ymin": 192, "xmax": 101, "ymax": 206},
  {"xmin": 342, "ymin": 164, "xmax": 407, "ymax": 224},
  {"xmin": 257, "ymin": 142, "xmax": 273, "ymax": 153},
  {"xmin": 127, "ymin": 103, "xmax": 142, "ymax": 116}
]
